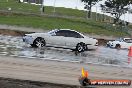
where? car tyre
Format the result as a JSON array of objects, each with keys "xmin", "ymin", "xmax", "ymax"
[
  {"xmin": 76, "ymin": 43, "xmax": 85, "ymax": 52},
  {"xmin": 32, "ymin": 37, "xmax": 46, "ymax": 48},
  {"xmin": 106, "ymin": 43, "xmax": 110, "ymax": 47},
  {"xmin": 115, "ymin": 44, "xmax": 121, "ymax": 49}
]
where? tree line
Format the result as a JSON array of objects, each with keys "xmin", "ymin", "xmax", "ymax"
[
  {"xmin": 82, "ymin": 0, "xmax": 132, "ymax": 25},
  {"xmin": 18, "ymin": 0, "xmax": 132, "ymax": 25}
]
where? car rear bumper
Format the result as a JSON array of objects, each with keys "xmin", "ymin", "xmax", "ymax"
[{"xmin": 86, "ymin": 44, "xmax": 98, "ymax": 50}]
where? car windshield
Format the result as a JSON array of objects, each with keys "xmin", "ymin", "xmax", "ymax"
[{"xmin": 48, "ymin": 29, "xmax": 58, "ymax": 35}]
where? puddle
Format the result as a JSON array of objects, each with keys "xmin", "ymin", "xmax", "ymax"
[{"xmin": 0, "ymin": 34, "xmax": 132, "ymax": 68}]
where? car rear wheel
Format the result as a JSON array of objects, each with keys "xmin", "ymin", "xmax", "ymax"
[
  {"xmin": 115, "ymin": 44, "xmax": 121, "ymax": 49},
  {"xmin": 76, "ymin": 43, "xmax": 85, "ymax": 52},
  {"xmin": 32, "ymin": 37, "xmax": 46, "ymax": 48}
]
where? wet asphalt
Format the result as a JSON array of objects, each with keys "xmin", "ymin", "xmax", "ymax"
[{"xmin": 0, "ymin": 35, "xmax": 131, "ymax": 68}]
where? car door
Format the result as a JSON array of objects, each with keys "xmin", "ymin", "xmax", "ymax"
[
  {"xmin": 63, "ymin": 30, "xmax": 84, "ymax": 48},
  {"xmin": 48, "ymin": 30, "xmax": 65, "ymax": 47}
]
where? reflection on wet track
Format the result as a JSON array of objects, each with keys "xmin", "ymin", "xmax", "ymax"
[{"xmin": 0, "ymin": 35, "xmax": 132, "ymax": 68}]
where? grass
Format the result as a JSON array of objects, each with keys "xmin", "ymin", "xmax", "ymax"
[
  {"xmin": 0, "ymin": 0, "xmax": 105, "ymax": 19},
  {"xmin": 0, "ymin": 14, "xmax": 129, "ymax": 36},
  {"xmin": 0, "ymin": 0, "xmax": 85, "ymax": 16},
  {"xmin": 0, "ymin": 0, "xmax": 41, "ymax": 13},
  {"xmin": 0, "ymin": 0, "xmax": 130, "ymax": 37}
]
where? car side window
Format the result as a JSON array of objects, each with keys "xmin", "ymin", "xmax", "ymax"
[
  {"xmin": 55, "ymin": 30, "xmax": 84, "ymax": 38},
  {"xmin": 55, "ymin": 30, "xmax": 66, "ymax": 36},
  {"xmin": 66, "ymin": 31, "xmax": 84, "ymax": 38}
]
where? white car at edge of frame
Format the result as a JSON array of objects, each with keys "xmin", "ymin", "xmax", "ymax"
[
  {"xmin": 107, "ymin": 38, "xmax": 132, "ymax": 49},
  {"xmin": 23, "ymin": 29, "xmax": 98, "ymax": 52}
]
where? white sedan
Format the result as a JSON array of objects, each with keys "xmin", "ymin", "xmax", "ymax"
[
  {"xmin": 23, "ymin": 29, "xmax": 98, "ymax": 52},
  {"xmin": 107, "ymin": 38, "xmax": 132, "ymax": 49}
]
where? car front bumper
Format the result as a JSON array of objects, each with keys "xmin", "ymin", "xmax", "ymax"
[
  {"xmin": 23, "ymin": 36, "xmax": 34, "ymax": 44},
  {"xmin": 106, "ymin": 42, "xmax": 115, "ymax": 48}
]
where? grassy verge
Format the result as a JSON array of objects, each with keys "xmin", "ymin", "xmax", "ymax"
[
  {"xmin": 0, "ymin": 14, "xmax": 128, "ymax": 36},
  {"xmin": 0, "ymin": 0, "xmax": 85, "ymax": 16},
  {"xmin": 0, "ymin": 0, "xmax": 130, "ymax": 37},
  {"xmin": 0, "ymin": 0, "xmax": 108, "ymax": 19}
]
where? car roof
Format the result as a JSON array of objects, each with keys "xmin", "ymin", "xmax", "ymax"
[
  {"xmin": 58, "ymin": 29, "xmax": 85, "ymax": 36},
  {"xmin": 51, "ymin": 29, "xmax": 79, "ymax": 32},
  {"xmin": 56, "ymin": 29, "xmax": 76, "ymax": 32},
  {"xmin": 48, "ymin": 29, "xmax": 85, "ymax": 37}
]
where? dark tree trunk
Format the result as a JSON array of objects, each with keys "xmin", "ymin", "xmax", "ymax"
[
  {"xmin": 88, "ymin": 5, "xmax": 92, "ymax": 18},
  {"xmin": 113, "ymin": 18, "xmax": 119, "ymax": 24},
  {"xmin": 88, "ymin": 9, "xmax": 91, "ymax": 18},
  {"xmin": 113, "ymin": 13, "xmax": 122, "ymax": 24}
]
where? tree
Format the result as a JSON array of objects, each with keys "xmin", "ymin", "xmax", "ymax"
[
  {"xmin": 102, "ymin": 0, "xmax": 132, "ymax": 24},
  {"xmin": 81, "ymin": 0, "xmax": 101, "ymax": 18}
]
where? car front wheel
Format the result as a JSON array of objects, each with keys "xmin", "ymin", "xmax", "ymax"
[
  {"xmin": 76, "ymin": 43, "xmax": 85, "ymax": 52},
  {"xmin": 32, "ymin": 37, "xmax": 46, "ymax": 48}
]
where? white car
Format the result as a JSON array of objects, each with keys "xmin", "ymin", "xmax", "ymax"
[
  {"xmin": 23, "ymin": 29, "xmax": 98, "ymax": 52},
  {"xmin": 107, "ymin": 38, "xmax": 132, "ymax": 49}
]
